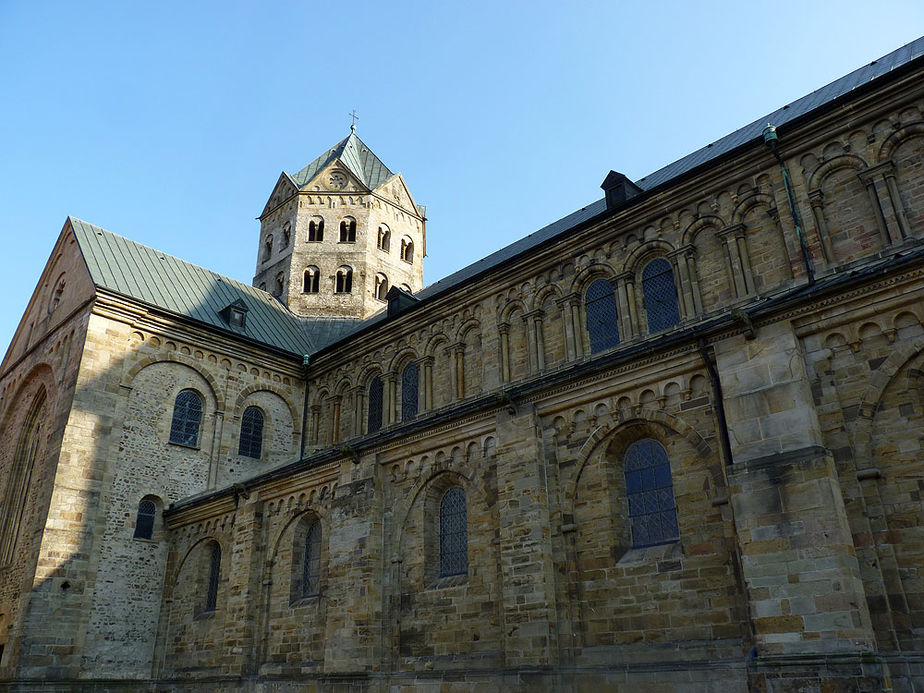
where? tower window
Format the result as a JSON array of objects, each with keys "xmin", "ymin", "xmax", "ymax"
[
  {"xmin": 238, "ymin": 406, "xmax": 264, "ymax": 459},
  {"xmin": 400, "ymin": 237, "xmax": 414, "ymax": 263},
  {"xmin": 169, "ymin": 390, "xmax": 202, "ymax": 447},
  {"xmin": 282, "ymin": 222, "xmax": 291, "ymax": 247},
  {"xmin": 377, "ymin": 224, "xmax": 391, "ymax": 252},
  {"xmin": 339, "ymin": 217, "xmax": 356, "ymax": 243},
  {"xmin": 274, "ymin": 272, "xmax": 284, "ymax": 297},
  {"xmin": 374, "ymin": 273, "xmax": 388, "ymax": 301},
  {"xmin": 303, "ymin": 266, "xmax": 320, "ymax": 294},
  {"xmin": 335, "ymin": 266, "xmax": 353, "ymax": 293},
  {"xmin": 263, "ymin": 235, "xmax": 273, "ymax": 262},
  {"xmin": 308, "ymin": 217, "xmax": 324, "ymax": 242}
]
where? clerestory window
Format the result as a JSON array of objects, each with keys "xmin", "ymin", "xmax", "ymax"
[{"xmin": 169, "ymin": 390, "xmax": 202, "ymax": 447}]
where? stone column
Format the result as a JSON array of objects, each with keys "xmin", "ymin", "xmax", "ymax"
[
  {"xmin": 683, "ymin": 245, "xmax": 704, "ymax": 314},
  {"xmin": 558, "ymin": 294, "xmax": 578, "ymax": 361},
  {"xmin": 385, "ymin": 373, "xmax": 397, "ymax": 425},
  {"xmin": 715, "ymin": 324, "xmax": 875, "ymax": 658},
  {"xmin": 524, "ymin": 310, "xmax": 545, "ymax": 373},
  {"xmin": 310, "ymin": 405, "xmax": 320, "ymax": 445},
  {"xmin": 614, "ymin": 272, "xmax": 633, "ymax": 340},
  {"xmin": 421, "ymin": 356, "xmax": 434, "ymax": 411},
  {"xmin": 452, "ymin": 343, "xmax": 465, "ymax": 399},
  {"xmin": 668, "ymin": 248, "xmax": 694, "ymax": 319},
  {"xmin": 351, "ymin": 386, "xmax": 364, "ymax": 436},
  {"xmin": 208, "ymin": 410, "xmax": 224, "ymax": 489},
  {"xmin": 734, "ymin": 229, "xmax": 757, "ymax": 295},
  {"xmin": 623, "ymin": 272, "xmax": 639, "ymax": 338},
  {"xmin": 882, "ymin": 162, "xmax": 911, "ymax": 239},
  {"xmin": 719, "ymin": 224, "xmax": 751, "ymax": 298},
  {"xmin": 498, "ymin": 322, "xmax": 511, "ymax": 383},
  {"xmin": 330, "ymin": 396, "xmax": 341, "ymax": 443}
]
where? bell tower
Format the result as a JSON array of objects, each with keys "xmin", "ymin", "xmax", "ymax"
[{"xmin": 253, "ymin": 128, "xmax": 426, "ymax": 319}]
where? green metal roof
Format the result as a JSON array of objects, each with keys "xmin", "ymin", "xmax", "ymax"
[
  {"xmin": 69, "ymin": 217, "xmax": 316, "ymax": 356},
  {"xmin": 289, "ymin": 130, "xmax": 394, "ymax": 191}
]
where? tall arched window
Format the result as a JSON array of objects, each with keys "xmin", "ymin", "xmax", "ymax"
[
  {"xmin": 238, "ymin": 406, "xmax": 264, "ymax": 459},
  {"xmin": 642, "ymin": 258, "xmax": 681, "ymax": 333},
  {"xmin": 169, "ymin": 390, "xmax": 202, "ymax": 447},
  {"xmin": 282, "ymin": 222, "xmax": 291, "ymax": 247},
  {"xmin": 303, "ymin": 266, "xmax": 320, "ymax": 294},
  {"xmin": 0, "ymin": 388, "xmax": 46, "ymax": 565},
  {"xmin": 339, "ymin": 217, "xmax": 356, "ymax": 243},
  {"xmin": 378, "ymin": 224, "xmax": 391, "ymax": 251},
  {"xmin": 439, "ymin": 487, "xmax": 468, "ymax": 577},
  {"xmin": 585, "ymin": 278, "xmax": 620, "ymax": 353},
  {"xmin": 204, "ymin": 542, "xmax": 221, "ymax": 613},
  {"xmin": 302, "ymin": 521, "xmax": 321, "ymax": 597},
  {"xmin": 335, "ymin": 266, "xmax": 353, "ymax": 293},
  {"xmin": 624, "ymin": 439, "xmax": 679, "ymax": 547},
  {"xmin": 133, "ymin": 499, "xmax": 157, "ymax": 540},
  {"xmin": 401, "ymin": 362, "xmax": 419, "ymax": 422},
  {"xmin": 367, "ymin": 376, "xmax": 384, "ymax": 433},
  {"xmin": 400, "ymin": 237, "xmax": 414, "ymax": 263},
  {"xmin": 308, "ymin": 217, "xmax": 324, "ymax": 242},
  {"xmin": 374, "ymin": 273, "xmax": 388, "ymax": 301},
  {"xmin": 263, "ymin": 235, "xmax": 273, "ymax": 261}
]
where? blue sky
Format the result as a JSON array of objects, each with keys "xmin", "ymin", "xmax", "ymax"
[{"xmin": 1, "ymin": 2, "xmax": 922, "ymax": 352}]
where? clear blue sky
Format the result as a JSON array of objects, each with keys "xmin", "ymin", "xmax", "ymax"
[{"xmin": 1, "ymin": 2, "xmax": 922, "ymax": 352}]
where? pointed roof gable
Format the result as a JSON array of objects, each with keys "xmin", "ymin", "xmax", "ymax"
[{"xmin": 289, "ymin": 131, "xmax": 394, "ymax": 191}]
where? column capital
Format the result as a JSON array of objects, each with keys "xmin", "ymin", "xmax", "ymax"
[
  {"xmin": 808, "ymin": 188, "xmax": 824, "ymax": 207},
  {"xmin": 718, "ymin": 223, "xmax": 747, "ymax": 241}
]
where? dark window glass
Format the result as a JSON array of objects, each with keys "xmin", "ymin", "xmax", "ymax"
[
  {"xmin": 336, "ymin": 268, "xmax": 353, "ymax": 293},
  {"xmin": 204, "ymin": 543, "xmax": 221, "ymax": 612},
  {"xmin": 238, "ymin": 406, "xmax": 264, "ymax": 459},
  {"xmin": 642, "ymin": 258, "xmax": 681, "ymax": 333},
  {"xmin": 308, "ymin": 219, "xmax": 324, "ymax": 242},
  {"xmin": 304, "ymin": 268, "xmax": 319, "ymax": 294},
  {"xmin": 368, "ymin": 377, "xmax": 384, "ymax": 433},
  {"xmin": 302, "ymin": 522, "xmax": 321, "ymax": 597},
  {"xmin": 133, "ymin": 499, "xmax": 156, "ymax": 539},
  {"xmin": 625, "ymin": 439, "xmax": 679, "ymax": 548},
  {"xmin": 339, "ymin": 218, "xmax": 356, "ymax": 243},
  {"xmin": 585, "ymin": 279, "xmax": 620, "ymax": 353},
  {"xmin": 401, "ymin": 362, "xmax": 419, "ymax": 422},
  {"xmin": 439, "ymin": 487, "xmax": 468, "ymax": 577},
  {"xmin": 169, "ymin": 390, "xmax": 202, "ymax": 446}
]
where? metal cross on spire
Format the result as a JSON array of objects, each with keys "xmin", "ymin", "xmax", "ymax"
[{"xmin": 349, "ymin": 109, "xmax": 359, "ymax": 132}]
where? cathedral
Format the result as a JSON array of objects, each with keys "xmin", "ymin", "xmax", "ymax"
[{"xmin": 1, "ymin": 38, "xmax": 924, "ymax": 691}]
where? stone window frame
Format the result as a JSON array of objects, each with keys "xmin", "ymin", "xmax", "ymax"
[
  {"xmin": 377, "ymin": 224, "xmax": 391, "ymax": 252},
  {"xmin": 303, "ymin": 266, "xmax": 320, "ymax": 294},
  {"xmin": 624, "ymin": 438, "xmax": 679, "ymax": 548},
  {"xmin": 238, "ymin": 405, "xmax": 265, "ymax": 459},
  {"xmin": 374, "ymin": 273, "xmax": 389, "ymax": 302},
  {"xmin": 399, "ymin": 360, "xmax": 420, "ymax": 422},
  {"xmin": 289, "ymin": 512, "xmax": 326, "ymax": 605},
  {"xmin": 335, "ymin": 266, "xmax": 353, "ymax": 294},
  {"xmin": 339, "ymin": 217, "xmax": 357, "ymax": 243},
  {"xmin": 400, "ymin": 237, "xmax": 414, "ymax": 263},
  {"xmin": 273, "ymin": 272, "xmax": 285, "ymax": 297},
  {"xmin": 132, "ymin": 495, "xmax": 162, "ymax": 541},
  {"xmin": 423, "ymin": 473, "xmax": 470, "ymax": 588},
  {"xmin": 168, "ymin": 389, "xmax": 204, "ymax": 448},
  {"xmin": 308, "ymin": 216, "xmax": 325, "ymax": 242}
]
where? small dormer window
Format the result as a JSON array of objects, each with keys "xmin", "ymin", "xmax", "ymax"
[{"xmin": 219, "ymin": 299, "xmax": 249, "ymax": 330}]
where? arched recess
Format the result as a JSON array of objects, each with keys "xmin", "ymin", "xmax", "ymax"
[
  {"xmin": 456, "ymin": 320, "xmax": 483, "ymax": 397},
  {"xmin": 534, "ymin": 284, "xmax": 566, "ymax": 369},
  {"xmin": 391, "ymin": 468, "xmax": 501, "ymax": 665},
  {"xmin": 878, "ymin": 122, "xmax": 924, "ymax": 237},
  {"xmin": 807, "ymin": 154, "xmax": 885, "ymax": 264},
  {"xmin": 230, "ymin": 388, "xmax": 297, "ymax": 473},
  {"xmin": 123, "ymin": 354, "xmax": 225, "ymax": 413},
  {"xmin": 425, "ymin": 334, "xmax": 453, "ymax": 408},
  {"xmin": 734, "ymin": 192, "xmax": 792, "ymax": 292},
  {"xmin": 499, "ymin": 299, "xmax": 529, "ymax": 382},
  {"xmin": 683, "ymin": 216, "xmax": 727, "ymax": 312},
  {"xmin": 851, "ymin": 342, "xmax": 924, "ymax": 643}
]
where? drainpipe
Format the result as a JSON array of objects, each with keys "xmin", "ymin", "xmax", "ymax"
[
  {"xmin": 299, "ymin": 354, "xmax": 311, "ymax": 460},
  {"xmin": 763, "ymin": 124, "xmax": 815, "ymax": 285},
  {"xmin": 697, "ymin": 337, "xmax": 733, "ymax": 466}
]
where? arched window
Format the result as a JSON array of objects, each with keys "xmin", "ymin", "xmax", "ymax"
[
  {"xmin": 204, "ymin": 542, "xmax": 221, "ymax": 613},
  {"xmin": 0, "ymin": 388, "xmax": 46, "ymax": 565},
  {"xmin": 624, "ymin": 439, "xmax": 679, "ymax": 547},
  {"xmin": 169, "ymin": 390, "xmax": 202, "ymax": 447},
  {"xmin": 400, "ymin": 237, "xmax": 414, "ymax": 263},
  {"xmin": 367, "ymin": 376, "xmax": 384, "ymax": 433},
  {"xmin": 439, "ymin": 487, "xmax": 468, "ymax": 577},
  {"xmin": 302, "ymin": 521, "xmax": 321, "ymax": 597},
  {"xmin": 335, "ymin": 266, "xmax": 353, "ymax": 293},
  {"xmin": 308, "ymin": 217, "xmax": 324, "ymax": 242},
  {"xmin": 282, "ymin": 222, "xmax": 291, "ymax": 247},
  {"xmin": 263, "ymin": 235, "xmax": 273, "ymax": 261},
  {"xmin": 303, "ymin": 266, "xmax": 320, "ymax": 294},
  {"xmin": 339, "ymin": 217, "xmax": 356, "ymax": 243},
  {"xmin": 274, "ymin": 272, "xmax": 284, "ymax": 297},
  {"xmin": 374, "ymin": 273, "xmax": 388, "ymax": 301},
  {"xmin": 377, "ymin": 224, "xmax": 391, "ymax": 251},
  {"xmin": 401, "ymin": 362, "xmax": 419, "ymax": 422},
  {"xmin": 133, "ymin": 499, "xmax": 157, "ymax": 540},
  {"xmin": 238, "ymin": 406, "xmax": 264, "ymax": 458},
  {"xmin": 585, "ymin": 278, "xmax": 620, "ymax": 353},
  {"xmin": 642, "ymin": 258, "xmax": 681, "ymax": 333}
]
